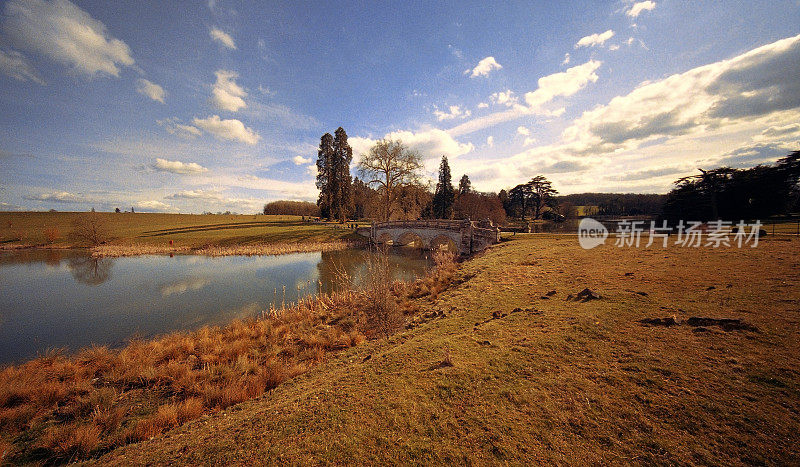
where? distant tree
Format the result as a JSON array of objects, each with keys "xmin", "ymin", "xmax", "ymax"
[
  {"xmin": 395, "ymin": 184, "xmax": 433, "ymax": 220},
  {"xmin": 458, "ymin": 174, "xmax": 471, "ymax": 195},
  {"xmin": 115, "ymin": 207, "xmax": 121, "ymax": 213},
  {"xmin": 508, "ymin": 183, "xmax": 534, "ymax": 220},
  {"xmin": 453, "ymin": 191, "xmax": 507, "ymax": 225},
  {"xmin": 432, "ymin": 156, "xmax": 455, "ymax": 219},
  {"xmin": 357, "ymin": 139, "xmax": 424, "ymax": 221},
  {"xmin": 263, "ymin": 200, "xmax": 320, "ymax": 217},
  {"xmin": 352, "ymin": 177, "xmax": 378, "ymax": 219},
  {"xmin": 528, "ymin": 175, "xmax": 558, "ymax": 220},
  {"xmin": 498, "ymin": 189, "xmax": 511, "ymax": 216},
  {"xmin": 315, "ymin": 132, "xmax": 335, "ymax": 219}
]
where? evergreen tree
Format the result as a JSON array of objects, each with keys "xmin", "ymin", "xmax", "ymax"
[
  {"xmin": 458, "ymin": 174, "xmax": 471, "ymax": 195},
  {"xmin": 315, "ymin": 132, "xmax": 334, "ymax": 219},
  {"xmin": 432, "ymin": 156, "xmax": 455, "ymax": 219},
  {"xmin": 331, "ymin": 127, "xmax": 354, "ymax": 221}
]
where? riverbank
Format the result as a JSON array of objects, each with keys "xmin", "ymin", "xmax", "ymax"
[
  {"xmin": 92, "ymin": 235, "xmax": 799, "ymax": 465},
  {"xmin": 0, "ymin": 250, "xmax": 457, "ymax": 463},
  {"xmin": 0, "ymin": 212, "xmax": 362, "ymax": 254},
  {"xmin": 90, "ymin": 240, "xmax": 363, "ymax": 257}
]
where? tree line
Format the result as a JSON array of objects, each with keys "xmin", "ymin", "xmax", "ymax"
[
  {"xmin": 661, "ymin": 150, "xmax": 800, "ymax": 222},
  {"xmin": 265, "ymin": 127, "xmax": 799, "ymax": 224}
]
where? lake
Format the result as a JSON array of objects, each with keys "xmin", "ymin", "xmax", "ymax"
[{"xmin": 0, "ymin": 248, "xmax": 431, "ymax": 365}]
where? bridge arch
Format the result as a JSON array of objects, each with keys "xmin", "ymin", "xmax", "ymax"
[
  {"xmin": 376, "ymin": 232, "xmax": 394, "ymax": 245},
  {"xmin": 396, "ymin": 231, "xmax": 424, "ymax": 248},
  {"xmin": 429, "ymin": 234, "xmax": 458, "ymax": 252}
]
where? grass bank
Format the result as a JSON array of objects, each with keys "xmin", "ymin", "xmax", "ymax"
[
  {"xmin": 0, "ymin": 212, "xmax": 362, "ymax": 254},
  {"xmin": 0, "ymin": 251, "xmax": 457, "ymax": 464},
  {"xmin": 90, "ymin": 235, "xmax": 799, "ymax": 465}
]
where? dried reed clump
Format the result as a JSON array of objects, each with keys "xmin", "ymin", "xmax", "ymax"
[
  {"xmin": 196, "ymin": 241, "xmax": 359, "ymax": 257},
  {"xmin": 92, "ymin": 244, "xmax": 191, "ymax": 257}
]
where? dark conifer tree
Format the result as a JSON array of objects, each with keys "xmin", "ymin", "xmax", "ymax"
[{"xmin": 432, "ymin": 155, "xmax": 455, "ymax": 219}]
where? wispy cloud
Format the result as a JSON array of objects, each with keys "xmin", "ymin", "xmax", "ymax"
[
  {"xmin": 1, "ymin": 0, "xmax": 135, "ymax": 77},
  {"xmin": 192, "ymin": 115, "xmax": 260, "ymax": 145},
  {"xmin": 136, "ymin": 78, "xmax": 165, "ymax": 103},
  {"xmin": 626, "ymin": 1, "xmax": 656, "ymax": 18},
  {"xmin": 211, "ymin": 70, "xmax": 247, "ymax": 112},
  {"xmin": 151, "ymin": 158, "xmax": 208, "ymax": 174},
  {"xmin": 575, "ymin": 30, "xmax": 615, "ymax": 48},
  {"xmin": 210, "ymin": 27, "xmax": 236, "ymax": 49},
  {"xmin": 0, "ymin": 47, "xmax": 45, "ymax": 84},
  {"xmin": 466, "ymin": 56, "xmax": 502, "ymax": 77}
]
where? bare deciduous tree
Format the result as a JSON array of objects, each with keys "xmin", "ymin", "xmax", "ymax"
[
  {"xmin": 70, "ymin": 212, "xmax": 109, "ymax": 246},
  {"xmin": 357, "ymin": 139, "xmax": 423, "ymax": 221}
]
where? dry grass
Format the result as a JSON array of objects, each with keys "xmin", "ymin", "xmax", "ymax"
[
  {"xmin": 195, "ymin": 240, "xmax": 360, "ymax": 257},
  {"xmin": 92, "ymin": 236, "xmax": 800, "ymax": 465},
  {"xmin": 0, "ymin": 251, "xmax": 455, "ymax": 464},
  {"xmin": 91, "ymin": 244, "xmax": 192, "ymax": 257}
]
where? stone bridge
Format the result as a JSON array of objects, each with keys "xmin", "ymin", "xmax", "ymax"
[{"xmin": 358, "ymin": 219, "xmax": 501, "ymax": 255}]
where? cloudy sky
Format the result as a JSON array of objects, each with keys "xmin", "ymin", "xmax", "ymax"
[{"xmin": 1, "ymin": 0, "xmax": 799, "ymax": 213}]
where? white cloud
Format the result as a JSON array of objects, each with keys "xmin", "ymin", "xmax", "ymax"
[
  {"xmin": 561, "ymin": 34, "xmax": 800, "ymax": 156},
  {"xmin": 609, "ymin": 44, "xmax": 620, "ymax": 51},
  {"xmin": 134, "ymin": 200, "xmax": 173, "ymax": 212},
  {"xmin": 210, "ymin": 27, "xmax": 236, "ymax": 49},
  {"xmin": 627, "ymin": 1, "xmax": 656, "ymax": 17},
  {"xmin": 489, "ymin": 90, "xmax": 517, "ymax": 107},
  {"xmin": 306, "ymin": 164, "xmax": 318, "ymax": 177},
  {"xmin": 562, "ymin": 53, "xmax": 570, "ymax": 65},
  {"xmin": 292, "ymin": 155, "xmax": 311, "ymax": 165},
  {"xmin": 158, "ymin": 118, "xmax": 203, "ymax": 139},
  {"xmin": 0, "ymin": 47, "xmax": 45, "ymax": 84},
  {"xmin": 524, "ymin": 137, "xmax": 537, "ymax": 146},
  {"xmin": 466, "ymin": 56, "xmax": 502, "ymax": 77},
  {"xmin": 486, "ymin": 136, "xmax": 494, "ymax": 147},
  {"xmin": 517, "ymin": 126, "xmax": 530, "ymax": 136},
  {"xmin": 151, "ymin": 158, "xmax": 208, "ymax": 174},
  {"xmin": 352, "ymin": 128, "xmax": 474, "ymax": 162},
  {"xmin": 1, "ymin": 0, "xmax": 134, "ymax": 77},
  {"xmin": 575, "ymin": 30, "xmax": 615, "ymax": 48},
  {"xmin": 211, "ymin": 70, "xmax": 247, "ymax": 112},
  {"xmin": 192, "ymin": 115, "xmax": 260, "ymax": 145},
  {"xmin": 24, "ymin": 190, "xmax": 82, "ymax": 203},
  {"xmin": 384, "ymin": 128, "xmax": 474, "ymax": 160},
  {"xmin": 448, "ymin": 60, "xmax": 602, "ymax": 137},
  {"xmin": 136, "ymin": 78, "xmax": 165, "ymax": 103},
  {"xmin": 433, "ymin": 105, "xmax": 471, "ymax": 121},
  {"xmin": 477, "ymin": 102, "xmax": 489, "ymax": 109},
  {"xmin": 524, "ymin": 60, "xmax": 602, "ymax": 109}
]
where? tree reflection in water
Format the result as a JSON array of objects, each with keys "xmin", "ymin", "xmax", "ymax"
[{"xmin": 67, "ymin": 256, "xmax": 114, "ymax": 285}]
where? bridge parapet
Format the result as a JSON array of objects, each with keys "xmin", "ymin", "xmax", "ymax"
[{"xmin": 364, "ymin": 219, "xmax": 500, "ymax": 255}]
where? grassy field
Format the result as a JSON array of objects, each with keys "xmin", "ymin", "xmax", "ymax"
[
  {"xmin": 76, "ymin": 234, "xmax": 800, "ymax": 465},
  {"xmin": 0, "ymin": 212, "xmax": 361, "ymax": 252}
]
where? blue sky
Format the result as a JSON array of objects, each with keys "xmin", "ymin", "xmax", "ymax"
[{"xmin": 1, "ymin": 0, "xmax": 799, "ymax": 213}]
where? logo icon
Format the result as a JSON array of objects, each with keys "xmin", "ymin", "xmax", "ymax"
[{"xmin": 578, "ymin": 218, "xmax": 608, "ymax": 249}]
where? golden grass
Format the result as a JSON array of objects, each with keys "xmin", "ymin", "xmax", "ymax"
[
  {"xmin": 0, "ymin": 253, "xmax": 454, "ymax": 464},
  {"xmin": 92, "ymin": 236, "xmax": 800, "ymax": 465},
  {"xmin": 194, "ymin": 240, "xmax": 361, "ymax": 257}
]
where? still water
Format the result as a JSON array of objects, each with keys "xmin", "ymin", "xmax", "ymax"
[{"xmin": 0, "ymin": 248, "xmax": 431, "ymax": 365}]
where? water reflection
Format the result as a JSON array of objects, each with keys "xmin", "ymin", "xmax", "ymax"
[
  {"xmin": 0, "ymin": 247, "xmax": 430, "ymax": 365},
  {"xmin": 67, "ymin": 256, "xmax": 114, "ymax": 285}
]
